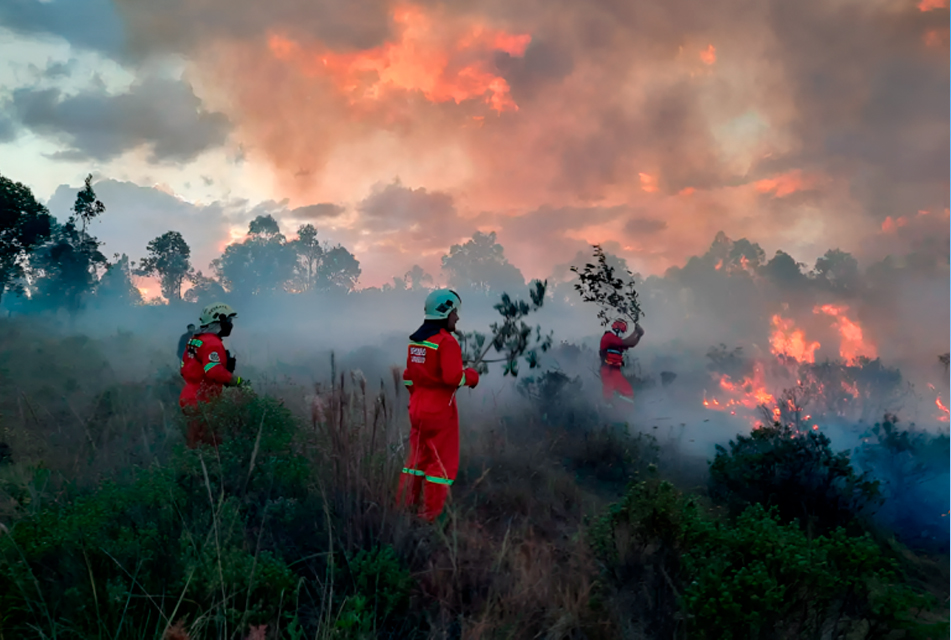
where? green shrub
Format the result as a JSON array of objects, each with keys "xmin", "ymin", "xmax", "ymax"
[
  {"xmin": 591, "ymin": 472, "xmax": 945, "ymax": 640},
  {"xmin": 709, "ymin": 421, "xmax": 881, "ymax": 536}
]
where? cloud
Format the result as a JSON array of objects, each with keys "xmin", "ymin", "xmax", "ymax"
[
  {"xmin": 624, "ymin": 216, "xmax": 668, "ymax": 236},
  {"xmin": 293, "ymin": 202, "xmax": 346, "ymax": 221},
  {"xmin": 10, "ymin": 75, "xmax": 231, "ymax": 163},
  {"xmin": 357, "ymin": 179, "xmax": 473, "ymax": 245},
  {"xmin": 8, "ymin": 0, "xmax": 945, "ymax": 284},
  {"xmin": 0, "ymin": 114, "xmax": 17, "ymax": 144},
  {"xmin": 45, "ymin": 179, "xmax": 235, "ymax": 273},
  {"xmin": 113, "ymin": 0, "xmax": 393, "ymax": 57},
  {"xmin": 0, "ymin": 0, "xmax": 125, "ymax": 56}
]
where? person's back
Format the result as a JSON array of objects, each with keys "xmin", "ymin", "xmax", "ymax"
[
  {"xmin": 177, "ymin": 324, "xmax": 196, "ymax": 361},
  {"xmin": 398, "ymin": 290, "xmax": 479, "ymax": 522},
  {"xmin": 180, "ymin": 331, "xmax": 232, "ymax": 406},
  {"xmin": 404, "ymin": 324, "xmax": 471, "ymax": 411}
]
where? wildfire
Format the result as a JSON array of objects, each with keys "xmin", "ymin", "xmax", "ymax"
[
  {"xmin": 918, "ymin": 0, "xmax": 947, "ymax": 11},
  {"xmin": 703, "ymin": 364, "xmax": 776, "ymax": 424},
  {"xmin": 927, "ymin": 384, "xmax": 950, "ymax": 422},
  {"xmin": 700, "ymin": 44, "xmax": 717, "ymax": 65},
  {"xmin": 770, "ymin": 314, "xmax": 820, "ymax": 363},
  {"xmin": 267, "ymin": 3, "xmax": 531, "ymax": 113},
  {"xmin": 814, "ymin": 304, "xmax": 877, "ymax": 363}
]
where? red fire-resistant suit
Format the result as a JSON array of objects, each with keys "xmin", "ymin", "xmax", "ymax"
[
  {"xmin": 398, "ymin": 329, "xmax": 479, "ymax": 521},
  {"xmin": 599, "ymin": 331, "xmax": 634, "ymax": 404},
  {"xmin": 180, "ymin": 332, "xmax": 234, "ymax": 447}
]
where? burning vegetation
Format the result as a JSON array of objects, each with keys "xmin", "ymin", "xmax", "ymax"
[{"xmin": 0, "ymin": 174, "xmax": 947, "ymax": 638}]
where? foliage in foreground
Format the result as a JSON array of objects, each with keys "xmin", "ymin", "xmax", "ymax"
[
  {"xmin": 0, "ymin": 361, "xmax": 946, "ymax": 639},
  {"xmin": 591, "ymin": 472, "xmax": 946, "ymax": 640}
]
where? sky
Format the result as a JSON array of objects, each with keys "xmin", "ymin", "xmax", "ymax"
[{"xmin": 0, "ymin": 0, "xmax": 948, "ymax": 288}]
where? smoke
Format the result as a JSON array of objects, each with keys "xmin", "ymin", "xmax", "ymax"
[{"xmin": 87, "ymin": 0, "xmax": 947, "ymax": 281}]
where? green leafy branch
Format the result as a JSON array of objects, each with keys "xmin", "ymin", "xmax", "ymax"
[
  {"xmin": 458, "ymin": 279, "xmax": 553, "ymax": 377},
  {"xmin": 570, "ymin": 244, "xmax": 644, "ymax": 326}
]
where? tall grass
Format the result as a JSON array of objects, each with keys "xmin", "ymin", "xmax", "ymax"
[{"xmin": 0, "ymin": 323, "xmax": 946, "ymax": 639}]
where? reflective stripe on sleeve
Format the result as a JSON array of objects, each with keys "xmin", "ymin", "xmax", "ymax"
[
  {"xmin": 458, "ymin": 372, "xmax": 466, "ymax": 387},
  {"xmin": 204, "ymin": 362, "xmax": 220, "ymax": 372},
  {"xmin": 402, "ymin": 467, "xmax": 425, "ymax": 476},
  {"xmin": 425, "ymin": 475, "xmax": 453, "ymax": 485}
]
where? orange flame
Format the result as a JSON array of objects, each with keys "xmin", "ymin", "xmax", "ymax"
[
  {"xmin": 814, "ymin": 304, "xmax": 877, "ymax": 363},
  {"xmin": 918, "ymin": 0, "xmax": 948, "ymax": 11},
  {"xmin": 936, "ymin": 395, "xmax": 949, "ymax": 421},
  {"xmin": 700, "ymin": 44, "xmax": 717, "ymax": 65},
  {"xmin": 703, "ymin": 365, "xmax": 776, "ymax": 420},
  {"xmin": 268, "ymin": 4, "xmax": 531, "ymax": 113},
  {"xmin": 770, "ymin": 315, "xmax": 820, "ymax": 363}
]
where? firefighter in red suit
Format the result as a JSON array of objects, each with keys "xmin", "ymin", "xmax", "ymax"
[
  {"xmin": 180, "ymin": 302, "xmax": 244, "ymax": 448},
  {"xmin": 398, "ymin": 289, "xmax": 480, "ymax": 521},
  {"xmin": 599, "ymin": 319, "xmax": 645, "ymax": 406}
]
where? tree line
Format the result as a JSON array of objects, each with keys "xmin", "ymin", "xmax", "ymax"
[
  {"xmin": 1, "ymin": 171, "xmax": 940, "ymax": 321},
  {"xmin": 0, "ymin": 173, "xmax": 539, "ymax": 315}
]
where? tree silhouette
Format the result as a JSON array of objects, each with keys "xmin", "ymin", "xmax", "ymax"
[
  {"xmin": 812, "ymin": 249, "xmax": 862, "ymax": 294},
  {"xmin": 136, "ymin": 231, "xmax": 193, "ymax": 302},
  {"xmin": 30, "ymin": 177, "xmax": 107, "ymax": 313},
  {"xmin": 72, "ymin": 174, "xmax": 105, "ymax": 240},
  {"xmin": 97, "ymin": 253, "xmax": 143, "ymax": 306},
  {"xmin": 316, "ymin": 245, "xmax": 361, "ymax": 292},
  {"xmin": 404, "ymin": 264, "xmax": 433, "ymax": 291},
  {"xmin": 441, "ymin": 231, "xmax": 525, "ymax": 293},
  {"xmin": 571, "ymin": 244, "xmax": 644, "ymax": 326},
  {"xmin": 289, "ymin": 224, "xmax": 322, "ymax": 293},
  {"xmin": 215, "ymin": 215, "xmax": 296, "ymax": 297},
  {"xmin": 184, "ymin": 270, "xmax": 228, "ymax": 306},
  {"xmin": 0, "ymin": 173, "xmax": 53, "ymax": 305}
]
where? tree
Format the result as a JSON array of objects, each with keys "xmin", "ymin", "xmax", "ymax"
[
  {"xmin": 404, "ymin": 264, "xmax": 433, "ymax": 291},
  {"xmin": 72, "ymin": 174, "xmax": 105, "ymax": 239},
  {"xmin": 441, "ymin": 231, "xmax": 525, "ymax": 292},
  {"xmin": 97, "ymin": 253, "xmax": 143, "ymax": 306},
  {"xmin": 135, "ymin": 231, "xmax": 193, "ymax": 302},
  {"xmin": 812, "ymin": 249, "xmax": 862, "ymax": 294},
  {"xmin": 184, "ymin": 270, "xmax": 228, "ymax": 306},
  {"xmin": 0, "ymin": 174, "xmax": 53, "ymax": 305},
  {"xmin": 289, "ymin": 224, "xmax": 322, "ymax": 293},
  {"xmin": 215, "ymin": 215, "xmax": 296, "ymax": 297},
  {"xmin": 29, "ymin": 221, "xmax": 107, "ymax": 313},
  {"xmin": 762, "ymin": 250, "xmax": 809, "ymax": 290},
  {"xmin": 29, "ymin": 177, "xmax": 108, "ymax": 313},
  {"xmin": 316, "ymin": 245, "xmax": 361, "ymax": 292}
]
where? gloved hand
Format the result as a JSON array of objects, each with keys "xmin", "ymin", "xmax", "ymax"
[
  {"xmin": 226, "ymin": 351, "xmax": 237, "ymax": 373},
  {"xmin": 227, "ymin": 376, "xmax": 249, "ymax": 388},
  {"xmin": 464, "ymin": 367, "xmax": 480, "ymax": 389}
]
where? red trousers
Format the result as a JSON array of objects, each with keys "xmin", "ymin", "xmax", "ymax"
[
  {"xmin": 397, "ymin": 404, "xmax": 459, "ymax": 521},
  {"xmin": 181, "ymin": 402, "xmax": 222, "ymax": 449},
  {"xmin": 601, "ymin": 365, "xmax": 635, "ymax": 404}
]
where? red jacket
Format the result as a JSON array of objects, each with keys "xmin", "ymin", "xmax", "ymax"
[
  {"xmin": 600, "ymin": 331, "xmax": 628, "ymax": 368},
  {"xmin": 403, "ymin": 328, "xmax": 478, "ymax": 413},
  {"xmin": 180, "ymin": 332, "xmax": 233, "ymax": 407}
]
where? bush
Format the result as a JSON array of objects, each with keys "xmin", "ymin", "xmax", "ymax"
[
  {"xmin": 591, "ymin": 472, "xmax": 946, "ymax": 640},
  {"xmin": 853, "ymin": 414, "xmax": 950, "ymax": 551},
  {"xmin": 709, "ymin": 421, "xmax": 882, "ymax": 536},
  {"xmin": 0, "ymin": 393, "xmax": 316, "ymax": 639}
]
